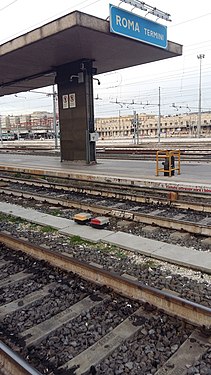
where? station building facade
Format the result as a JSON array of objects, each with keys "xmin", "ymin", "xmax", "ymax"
[
  {"xmin": 1, "ymin": 111, "xmax": 211, "ymax": 140},
  {"xmin": 95, "ymin": 112, "xmax": 211, "ymax": 139}
]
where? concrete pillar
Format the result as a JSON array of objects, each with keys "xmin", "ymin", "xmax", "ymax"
[{"xmin": 56, "ymin": 59, "xmax": 96, "ymax": 163}]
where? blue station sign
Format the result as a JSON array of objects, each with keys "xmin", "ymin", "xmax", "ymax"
[{"xmin": 109, "ymin": 4, "xmax": 167, "ymax": 49}]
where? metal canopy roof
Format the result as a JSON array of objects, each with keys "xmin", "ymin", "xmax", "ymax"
[{"xmin": 0, "ymin": 10, "xmax": 182, "ymax": 96}]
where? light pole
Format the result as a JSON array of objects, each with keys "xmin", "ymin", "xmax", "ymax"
[
  {"xmin": 0, "ymin": 116, "xmax": 3, "ymax": 146},
  {"xmin": 197, "ymin": 54, "xmax": 205, "ymax": 138},
  {"xmin": 52, "ymin": 85, "xmax": 59, "ymax": 148},
  {"xmin": 158, "ymin": 86, "xmax": 161, "ymax": 143},
  {"xmin": 132, "ymin": 111, "xmax": 139, "ymax": 144}
]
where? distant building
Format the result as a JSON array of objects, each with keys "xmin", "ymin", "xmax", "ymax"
[
  {"xmin": 30, "ymin": 111, "xmax": 54, "ymax": 130},
  {"xmin": 95, "ymin": 112, "xmax": 211, "ymax": 139},
  {"xmin": 1, "ymin": 111, "xmax": 211, "ymax": 140},
  {"xmin": 0, "ymin": 111, "xmax": 54, "ymax": 139}
]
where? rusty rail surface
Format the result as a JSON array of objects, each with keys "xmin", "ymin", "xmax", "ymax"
[
  {"xmin": 0, "ymin": 173, "xmax": 211, "ymax": 200},
  {"xmin": 0, "ymin": 177, "xmax": 211, "ymax": 210},
  {"xmin": 0, "ymin": 341, "xmax": 43, "ymax": 375},
  {"xmin": 0, "ymin": 231, "xmax": 210, "ymax": 329},
  {"xmin": 0, "ymin": 186, "xmax": 210, "ymax": 236}
]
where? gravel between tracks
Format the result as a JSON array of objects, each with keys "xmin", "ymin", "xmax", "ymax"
[
  {"xmin": 0, "ymin": 192, "xmax": 210, "ymax": 253},
  {"xmin": 0, "ymin": 247, "xmax": 199, "ymax": 375},
  {"xmin": 0, "ymin": 196, "xmax": 210, "ymax": 308}
]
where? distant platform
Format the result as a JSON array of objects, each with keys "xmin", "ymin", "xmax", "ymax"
[{"xmin": 0, "ymin": 153, "xmax": 210, "ymax": 193}]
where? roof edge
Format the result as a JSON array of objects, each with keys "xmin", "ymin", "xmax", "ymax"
[{"xmin": 0, "ymin": 11, "xmax": 82, "ymax": 56}]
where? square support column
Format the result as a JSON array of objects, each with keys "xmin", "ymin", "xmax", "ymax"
[{"xmin": 56, "ymin": 59, "xmax": 96, "ymax": 163}]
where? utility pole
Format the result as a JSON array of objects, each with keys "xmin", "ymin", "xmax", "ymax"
[
  {"xmin": 0, "ymin": 114, "xmax": 3, "ymax": 145},
  {"xmin": 197, "ymin": 54, "xmax": 205, "ymax": 138},
  {"xmin": 118, "ymin": 109, "xmax": 121, "ymax": 141},
  {"xmin": 52, "ymin": 85, "xmax": 58, "ymax": 148},
  {"xmin": 0, "ymin": 119, "xmax": 3, "ymax": 146},
  {"xmin": 132, "ymin": 111, "xmax": 139, "ymax": 144},
  {"xmin": 136, "ymin": 112, "xmax": 139, "ymax": 144},
  {"xmin": 158, "ymin": 86, "xmax": 161, "ymax": 143}
]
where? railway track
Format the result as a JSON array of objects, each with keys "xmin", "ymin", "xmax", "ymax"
[
  {"xmin": 1, "ymin": 173, "xmax": 210, "ymax": 205},
  {"xmin": 0, "ymin": 144, "xmax": 211, "ymax": 162},
  {"xmin": 97, "ymin": 148, "xmax": 211, "ymax": 162},
  {"xmin": 0, "ymin": 341, "xmax": 42, "ymax": 375},
  {"xmin": 0, "ymin": 174, "xmax": 210, "ymax": 237},
  {"xmin": 0, "ymin": 233, "xmax": 211, "ymax": 375}
]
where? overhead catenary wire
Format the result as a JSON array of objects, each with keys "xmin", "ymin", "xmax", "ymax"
[
  {"xmin": 0, "ymin": 1, "xmax": 210, "ymax": 118},
  {"xmin": 0, "ymin": 0, "xmax": 19, "ymax": 12},
  {"xmin": 0, "ymin": 0, "xmax": 101, "ymax": 43}
]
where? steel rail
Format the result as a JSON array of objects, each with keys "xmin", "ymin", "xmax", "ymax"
[
  {"xmin": 0, "ymin": 187, "xmax": 211, "ymax": 236},
  {"xmin": 0, "ymin": 173, "xmax": 211, "ymax": 216},
  {"xmin": 0, "ymin": 341, "xmax": 43, "ymax": 375},
  {"xmin": 0, "ymin": 231, "xmax": 210, "ymax": 329},
  {"xmin": 0, "ymin": 173, "xmax": 211, "ymax": 201},
  {"xmin": 0, "ymin": 165, "xmax": 210, "ymax": 195}
]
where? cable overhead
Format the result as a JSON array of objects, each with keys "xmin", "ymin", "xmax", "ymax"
[
  {"xmin": 170, "ymin": 12, "xmax": 211, "ymax": 28},
  {"xmin": 0, "ymin": 2, "xmax": 210, "ymax": 118},
  {"xmin": 0, "ymin": 0, "xmax": 19, "ymax": 12},
  {"xmin": 119, "ymin": 0, "xmax": 171, "ymax": 21},
  {"xmin": 0, "ymin": 0, "xmax": 100, "ymax": 43}
]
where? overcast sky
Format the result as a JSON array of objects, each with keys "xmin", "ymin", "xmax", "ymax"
[{"xmin": 0, "ymin": 0, "xmax": 210, "ymax": 118}]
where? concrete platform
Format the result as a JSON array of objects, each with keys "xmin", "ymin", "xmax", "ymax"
[
  {"xmin": 0, "ymin": 154, "xmax": 210, "ymax": 193},
  {"xmin": 104, "ymin": 232, "xmax": 211, "ymax": 274},
  {"xmin": 0, "ymin": 202, "xmax": 210, "ymax": 274}
]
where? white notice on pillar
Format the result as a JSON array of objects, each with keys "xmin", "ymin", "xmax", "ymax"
[
  {"xmin": 62, "ymin": 95, "xmax": 69, "ymax": 109},
  {"xmin": 69, "ymin": 93, "xmax": 76, "ymax": 108}
]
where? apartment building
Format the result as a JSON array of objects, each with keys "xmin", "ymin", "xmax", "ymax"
[{"xmin": 0, "ymin": 112, "xmax": 54, "ymax": 138}]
